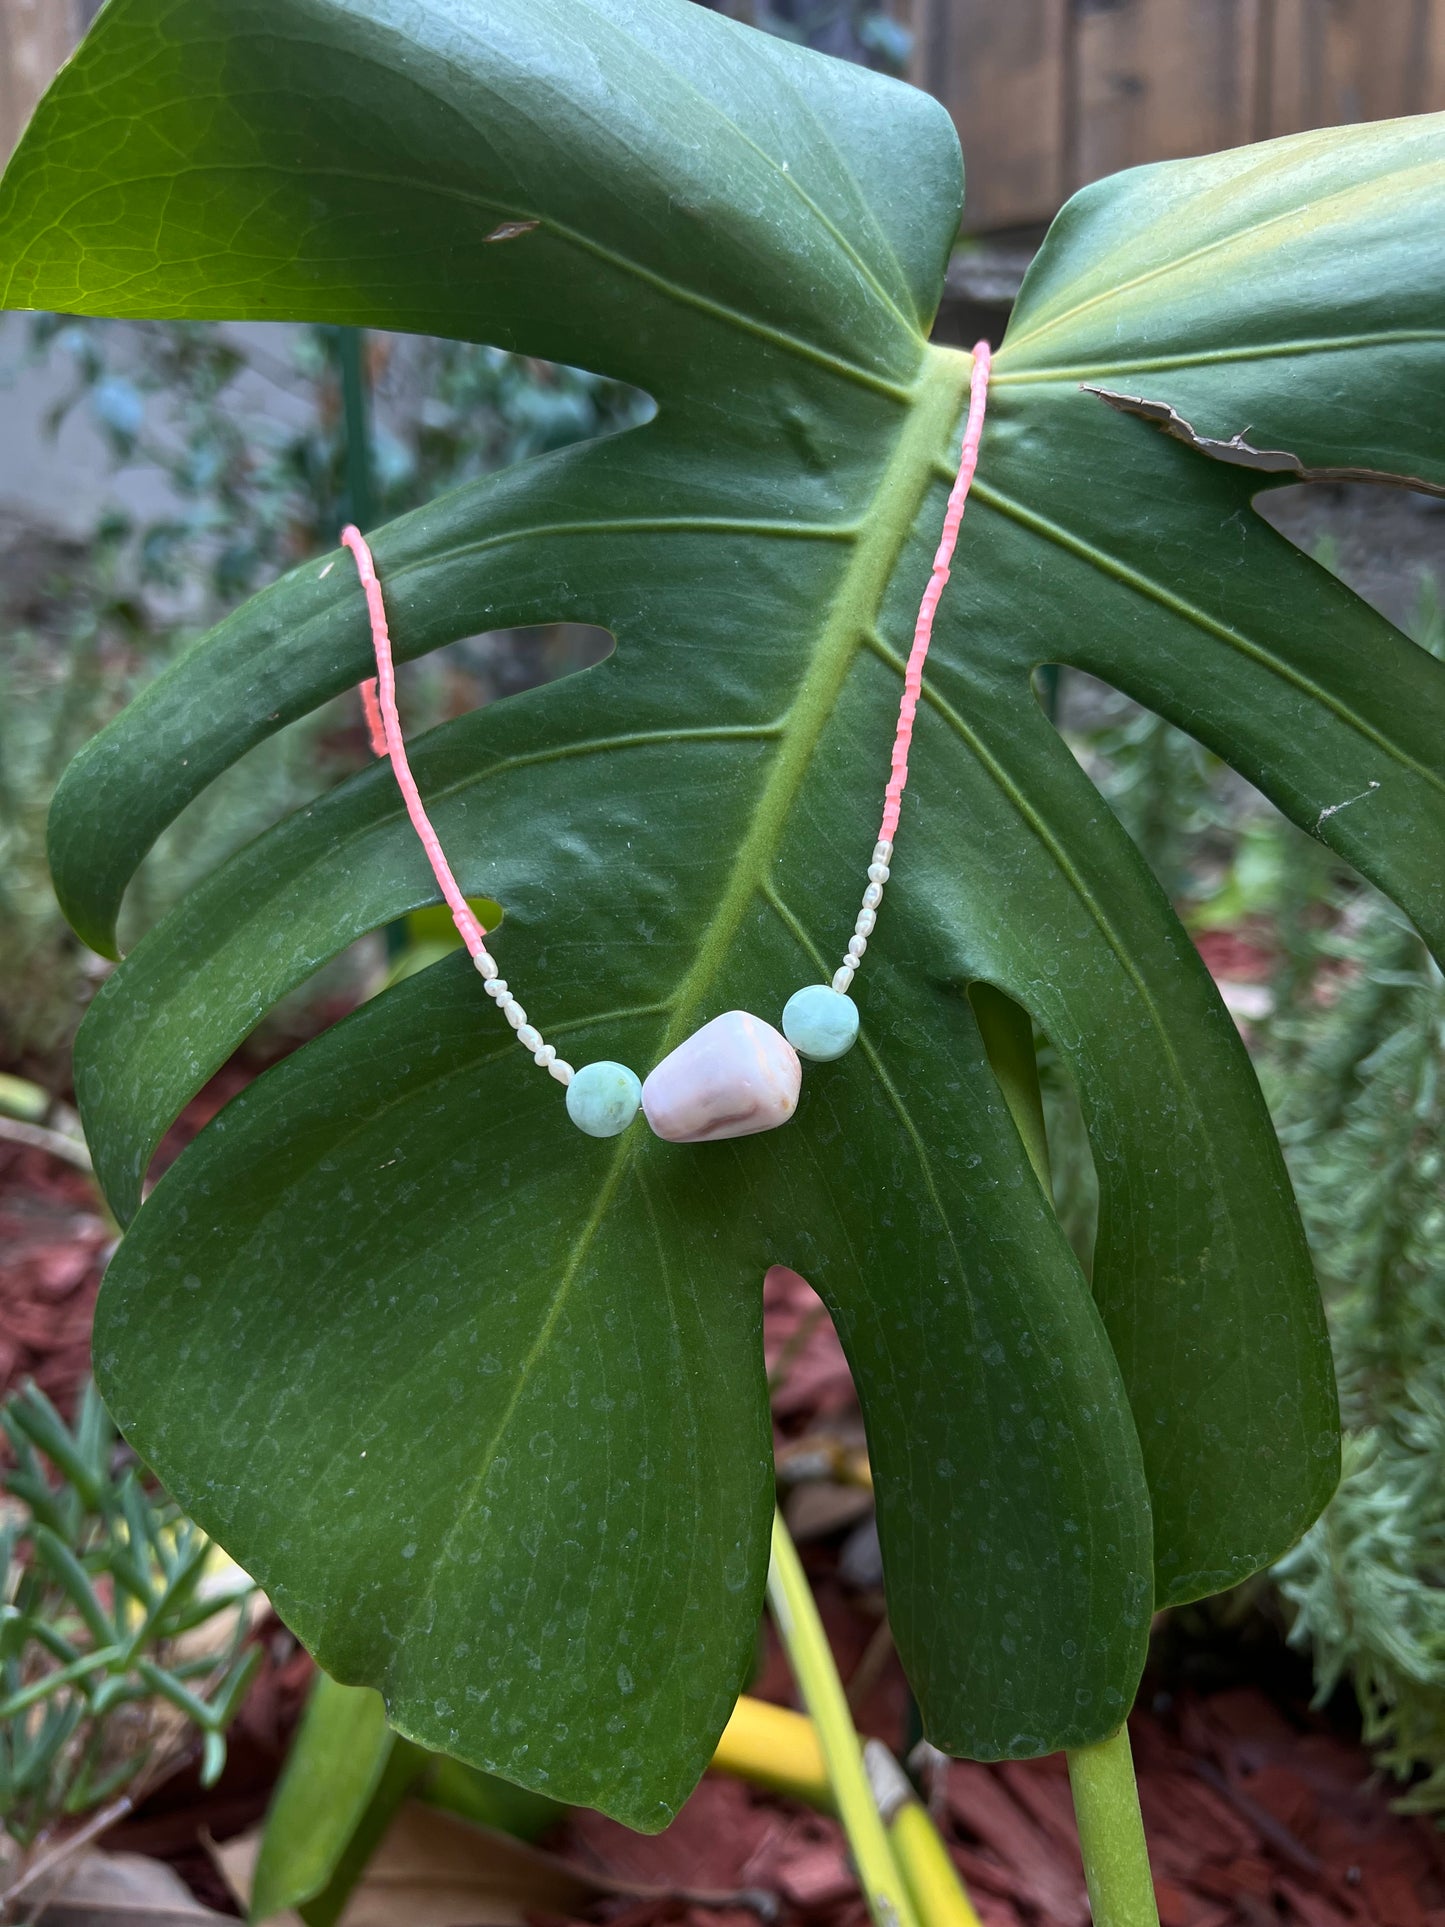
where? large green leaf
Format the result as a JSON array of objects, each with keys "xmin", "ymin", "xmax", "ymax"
[{"xmin": 6, "ymin": 0, "xmax": 1443, "ymax": 1825}]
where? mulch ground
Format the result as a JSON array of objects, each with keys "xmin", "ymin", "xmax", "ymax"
[{"xmin": 4, "ymin": 1073, "xmax": 1445, "ymax": 1927}]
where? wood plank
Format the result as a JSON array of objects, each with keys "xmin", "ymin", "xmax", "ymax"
[
  {"xmin": 912, "ymin": 0, "xmax": 1069, "ymax": 230},
  {"xmin": 1399, "ymin": 0, "xmax": 1445, "ymax": 115},
  {"xmin": 0, "ymin": 0, "xmax": 85, "ymax": 160},
  {"xmin": 1263, "ymin": 0, "xmax": 1445, "ymax": 136},
  {"xmin": 1071, "ymin": 0, "xmax": 1263, "ymax": 189}
]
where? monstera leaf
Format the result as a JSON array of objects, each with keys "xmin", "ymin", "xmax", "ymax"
[{"xmin": 4, "ymin": 0, "xmax": 1443, "ymax": 1829}]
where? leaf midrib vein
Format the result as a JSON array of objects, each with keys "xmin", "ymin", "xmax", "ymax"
[
  {"xmin": 397, "ymin": 347, "xmax": 973, "ymax": 1641},
  {"xmin": 16, "ymin": 159, "xmax": 911, "ymax": 400},
  {"xmin": 990, "ymin": 327, "xmax": 1445, "ymax": 387}
]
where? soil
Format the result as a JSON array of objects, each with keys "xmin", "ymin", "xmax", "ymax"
[{"xmin": 5, "ymin": 1048, "xmax": 1445, "ymax": 1927}]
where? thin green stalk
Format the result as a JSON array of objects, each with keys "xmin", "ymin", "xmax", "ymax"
[
  {"xmin": 334, "ymin": 325, "xmax": 375, "ymax": 533},
  {"xmin": 767, "ymin": 1511, "xmax": 920, "ymax": 1927},
  {"xmin": 0, "ymin": 1643, "xmax": 126, "ymax": 1719},
  {"xmin": 1067, "ymin": 1729, "xmax": 1159, "ymax": 1927},
  {"xmin": 971, "ymin": 984, "xmax": 1159, "ymax": 1927}
]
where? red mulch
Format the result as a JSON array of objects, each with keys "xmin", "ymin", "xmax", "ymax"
[
  {"xmin": 4, "ymin": 1077, "xmax": 1445, "ymax": 1926},
  {"xmin": 0, "ymin": 1139, "xmax": 108, "ymax": 1415}
]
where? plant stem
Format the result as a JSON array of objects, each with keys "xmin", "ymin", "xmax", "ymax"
[
  {"xmin": 0, "ymin": 1116, "xmax": 93, "ymax": 1173},
  {"xmin": 970, "ymin": 985, "xmax": 1160, "ymax": 1927},
  {"xmin": 335, "ymin": 326, "xmax": 375, "ymax": 532},
  {"xmin": 767, "ymin": 1511, "xmax": 920, "ymax": 1927},
  {"xmin": 1067, "ymin": 1727, "xmax": 1159, "ymax": 1927}
]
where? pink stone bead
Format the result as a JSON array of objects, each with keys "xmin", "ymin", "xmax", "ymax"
[{"xmin": 642, "ymin": 1010, "xmax": 802, "ymax": 1144}]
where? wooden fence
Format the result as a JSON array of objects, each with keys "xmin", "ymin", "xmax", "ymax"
[{"xmin": 912, "ymin": 0, "xmax": 1445, "ymax": 231}]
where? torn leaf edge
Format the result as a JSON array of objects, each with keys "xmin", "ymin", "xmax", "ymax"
[{"xmin": 1082, "ymin": 385, "xmax": 1445, "ymax": 501}]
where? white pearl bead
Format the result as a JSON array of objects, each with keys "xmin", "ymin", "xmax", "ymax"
[
  {"xmin": 832, "ymin": 965, "xmax": 856, "ymax": 995},
  {"xmin": 484, "ymin": 978, "xmax": 508, "ymax": 999},
  {"xmin": 505, "ymin": 1002, "xmax": 527, "ymax": 1029},
  {"xmin": 847, "ymin": 934, "xmax": 867, "ymax": 960},
  {"xmin": 535, "ymin": 1043, "xmax": 556, "ymax": 1066},
  {"xmin": 867, "ymin": 863, "xmax": 890, "ymax": 885},
  {"xmin": 517, "ymin": 1024, "xmax": 542, "ymax": 1051},
  {"xmin": 855, "ymin": 907, "xmax": 876, "ymax": 936},
  {"xmin": 473, "ymin": 952, "xmax": 499, "ymax": 980},
  {"xmin": 549, "ymin": 1059, "xmax": 575, "ymax": 1085},
  {"xmin": 873, "ymin": 840, "xmax": 893, "ymax": 864},
  {"xmin": 863, "ymin": 882, "xmax": 883, "ymax": 908}
]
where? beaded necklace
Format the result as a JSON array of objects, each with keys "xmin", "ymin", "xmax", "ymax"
[{"xmin": 341, "ymin": 341, "xmax": 991, "ymax": 1144}]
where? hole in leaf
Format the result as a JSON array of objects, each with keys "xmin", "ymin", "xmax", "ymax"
[
  {"xmin": 1036, "ymin": 1027, "xmax": 1099, "ymax": 1277},
  {"xmin": 968, "ymin": 980, "xmax": 1099, "ymax": 1277},
  {"xmin": 401, "ymin": 620, "xmax": 616, "ymax": 721},
  {"xmin": 764, "ymin": 1266, "xmax": 878, "ymax": 1581},
  {"xmin": 378, "ymin": 896, "xmax": 505, "ymax": 991},
  {"xmin": 1255, "ymin": 481, "xmax": 1445, "ymax": 657}
]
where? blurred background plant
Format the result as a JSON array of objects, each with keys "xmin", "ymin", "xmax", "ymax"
[
  {"xmin": 0, "ymin": 316, "xmax": 646, "ymax": 1070},
  {"xmin": 1048, "ymin": 555, "xmax": 1445, "ymax": 1818},
  {"xmin": 0, "ymin": 1378, "xmax": 258, "ymax": 1903}
]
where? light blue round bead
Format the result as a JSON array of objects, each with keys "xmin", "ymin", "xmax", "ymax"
[
  {"xmin": 566, "ymin": 1060, "xmax": 642, "ymax": 1137},
  {"xmin": 781, "ymin": 985, "xmax": 860, "ymax": 1062}
]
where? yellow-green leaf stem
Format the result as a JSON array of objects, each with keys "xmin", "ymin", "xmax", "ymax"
[
  {"xmin": 1067, "ymin": 1730, "xmax": 1160, "ymax": 1927},
  {"xmin": 767, "ymin": 1511, "xmax": 919, "ymax": 1927},
  {"xmin": 972, "ymin": 989, "xmax": 1159, "ymax": 1927}
]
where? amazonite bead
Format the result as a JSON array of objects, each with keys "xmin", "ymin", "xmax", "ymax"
[
  {"xmin": 781, "ymin": 985, "xmax": 859, "ymax": 1062},
  {"xmin": 565, "ymin": 1060, "xmax": 642, "ymax": 1138}
]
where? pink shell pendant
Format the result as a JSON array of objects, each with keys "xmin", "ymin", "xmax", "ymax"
[{"xmin": 642, "ymin": 1010, "xmax": 802, "ymax": 1143}]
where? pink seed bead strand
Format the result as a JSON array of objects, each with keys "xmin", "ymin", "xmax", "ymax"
[
  {"xmin": 340, "ymin": 524, "xmax": 574, "ymax": 1087},
  {"xmin": 832, "ymin": 340, "xmax": 992, "ymax": 998},
  {"xmin": 339, "ymin": 338, "xmax": 991, "ymax": 1099}
]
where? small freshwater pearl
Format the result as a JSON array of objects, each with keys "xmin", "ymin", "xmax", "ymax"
[
  {"xmin": 566, "ymin": 1060, "xmax": 642, "ymax": 1137},
  {"xmin": 782, "ymin": 985, "xmax": 859, "ymax": 1062}
]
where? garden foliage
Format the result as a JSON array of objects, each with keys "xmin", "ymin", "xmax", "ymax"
[
  {"xmin": 1271, "ymin": 898, "xmax": 1445, "ymax": 1812},
  {"xmin": 0, "ymin": 317, "xmax": 639, "ymax": 1062},
  {"xmin": 0, "ymin": 1381, "xmax": 257, "ymax": 1850},
  {"xmin": 2, "ymin": 0, "xmax": 1443, "ymax": 1827},
  {"xmin": 1067, "ymin": 572, "xmax": 1445, "ymax": 1812}
]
